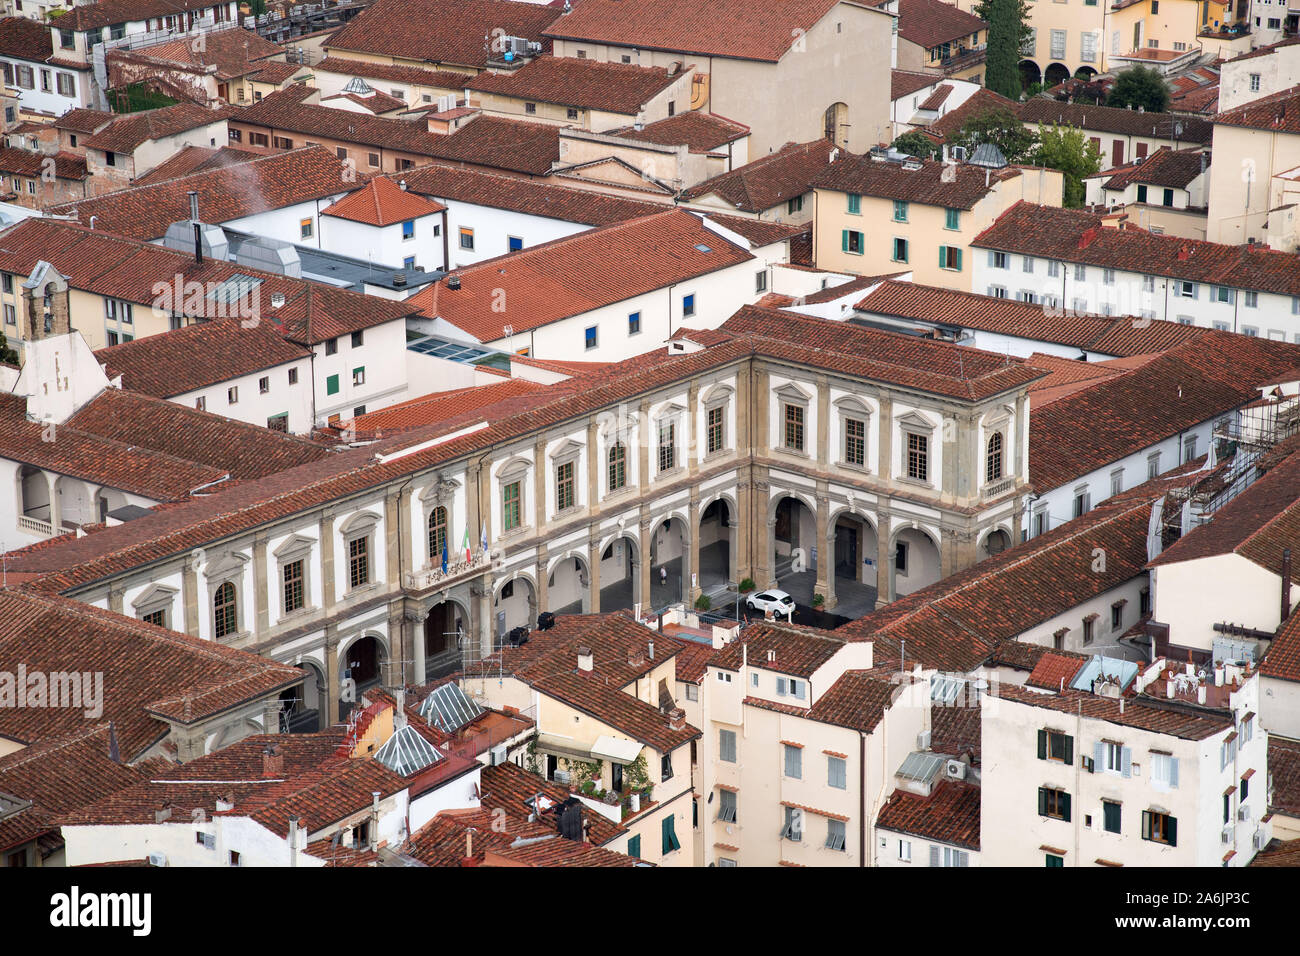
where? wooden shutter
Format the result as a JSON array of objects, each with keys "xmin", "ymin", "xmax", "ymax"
[
  {"xmin": 842, "ymin": 230, "xmax": 849, "ymax": 253},
  {"xmin": 929, "ymin": 845, "xmax": 940, "ymax": 866},
  {"xmin": 1167, "ymin": 815, "xmax": 1177, "ymax": 847},
  {"xmin": 1141, "ymin": 810, "xmax": 1151, "ymax": 840},
  {"xmin": 954, "ymin": 248, "xmax": 962, "ymax": 271},
  {"xmin": 1062, "ymin": 734, "xmax": 1074, "ymax": 765},
  {"xmin": 1037, "ymin": 729, "xmax": 1047, "ymax": 760},
  {"xmin": 1170, "ymin": 757, "xmax": 1179, "ymax": 788},
  {"xmin": 1061, "ymin": 791, "xmax": 1071, "ymax": 822},
  {"xmin": 1038, "ymin": 787, "xmax": 1048, "ymax": 815},
  {"xmin": 939, "ymin": 246, "xmax": 948, "ymax": 269},
  {"xmin": 1093, "ymin": 741, "xmax": 1104, "ymax": 769}
]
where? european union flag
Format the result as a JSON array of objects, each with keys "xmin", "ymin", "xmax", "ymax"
[{"xmin": 441, "ymin": 536, "xmax": 449, "ymax": 575}]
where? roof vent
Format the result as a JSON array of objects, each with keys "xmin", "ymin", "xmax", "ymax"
[
  {"xmin": 271, "ymin": 292, "xmax": 285, "ymax": 308},
  {"xmin": 393, "ymin": 272, "xmax": 406, "ymax": 287},
  {"xmin": 447, "ymin": 275, "xmax": 461, "ymax": 290}
]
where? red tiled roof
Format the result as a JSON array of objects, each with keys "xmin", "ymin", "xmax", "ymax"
[
  {"xmin": 711, "ymin": 621, "xmax": 846, "ymax": 678},
  {"xmin": 681, "ymin": 139, "xmax": 840, "ymax": 212},
  {"xmin": 56, "ymin": 0, "xmax": 230, "ymax": 32},
  {"xmin": 807, "ymin": 670, "xmax": 902, "ymax": 734},
  {"xmin": 1103, "ymin": 147, "xmax": 1208, "ymax": 191},
  {"xmin": 1214, "ymin": 84, "xmax": 1300, "ymax": 134},
  {"xmin": 1021, "ymin": 97, "xmax": 1213, "ymax": 143},
  {"xmin": 1024, "ymin": 352, "xmax": 1138, "ymax": 406},
  {"xmin": 1250, "ymin": 838, "xmax": 1300, "ymax": 866},
  {"xmin": 322, "ymin": 89, "xmax": 407, "ymax": 114},
  {"xmin": 83, "ymin": 103, "xmax": 230, "ymax": 155},
  {"xmin": 106, "ymin": 26, "xmax": 283, "ymax": 82},
  {"xmin": 53, "ymin": 108, "xmax": 115, "ymax": 134},
  {"xmin": 325, "ymin": 0, "xmax": 558, "ymax": 69},
  {"xmin": 322, "ymin": 175, "xmax": 446, "ymax": 225},
  {"xmin": 466, "ymin": 56, "xmax": 680, "ymax": 115},
  {"xmin": 975, "ymin": 202, "xmax": 1300, "ymax": 298},
  {"xmin": 400, "ymin": 160, "xmax": 664, "ymax": 224},
  {"xmin": 610, "ymin": 110, "xmax": 750, "ymax": 153},
  {"xmin": 131, "ymin": 144, "xmax": 262, "ymax": 186},
  {"xmin": 992, "ymin": 683, "xmax": 1234, "ymax": 740},
  {"xmin": 920, "ymin": 88, "xmax": 1019, "ymax": 143},
  {"xmin": 932, "ymin": 699, "xmax": 981, "ymax": 760},
  {"xmin": 413, "ymin": 209, "xmax": 753, "ymax": 340},
  {"xmin": 896, "ymin": 0, "xmax": 986, "ymax": 49},
  {"xmin": 544, "ymin": 0, "xmax": 847, "ymax": 63},
  {"xmin": 1025, "ymin": 652, "xmax": 1087, "ymax": 691},
  {"xmin": 813, "ymin": 152, "xmax": 1022, "ymax": 210},
  {"xmin": 348, "ymin": 378, "xmax": 546, "ymax": 435},
  {"xmin": 0, "ymin": 15, "xmax": 55, "ymax": 63},
  {"xmin": 918, "ymin": 84, "xmax": 955, "ymax": 112},
  {"xmin": 0, "ymin": 591, "xmax": 302, "ymax": 760},
  {"xmin": 892, "ymin": 69, "xmax": 939, "ymax": 102},
  {"xmin": 49, "ymin": 146, "xmax": 357, "ymax": 240},
  {"xmin": 0, "ymin": 147, "xmax": 86, "ymax": 181},
  {"xmin": 876, "ymin": 780, "xmax": 980, "ymax": 849},
  {"xmin": 703, "ymin": 213, "xmax": 807, "ymax": 247},
  {"xmin": 1153, "ymin": 446, "xmax": 1300, "ymax": 580},
  {"xmin": 421, "ymin": 114, "xmax": 562, "ymax": 176},
  {"xmin": 842, "ymin": 475, "xmax": 1203, "ymax": 672},
  {"xmin": 1030, "ymin": 332, "xmax": 1300, "ymax": 492},
  {"xmin": 96, "ymin": 317, "xmax": 312, "ymax": 398},
  {"xmin": 313, "ymin": 56, "xmax": 472, "ymax": 91}
]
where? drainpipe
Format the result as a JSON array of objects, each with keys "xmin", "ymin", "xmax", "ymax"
[{"xmin": 859, "ymin": 730, "xmax": 867, "ymax": 867}]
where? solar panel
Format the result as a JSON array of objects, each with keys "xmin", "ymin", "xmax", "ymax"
[
  {"xmin": 418, "ymin": 682, "xmax": 485, "ymax": 732},
  {"xmin": 407, "ymin": 336, "xmax": 493, "ymax": 363},
  {"xmin": 373, "ymin": 724, "xmax": 444, "ymax": 777}
]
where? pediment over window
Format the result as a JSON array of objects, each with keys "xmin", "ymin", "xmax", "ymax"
[
  {"xmin": 498, "ymin": 456, "xmax": 531, "ymax": 481},
  {"xmin": 419, "ymin": 473, "xmax": 461, "ymax": 503},
  {"xmin": 702, "ymin": 382, "xmax": 734, "ymax": 406},
  {"xmin": 204, "ymin": 550, "xmax": 249, "ymax": 580},
  {"xmin": 896, "ymin": 410, "xmax": 936, "ymax": 432},
  {"xmin": 131, "ymin": 583, "xmax": 178, "ymax": 614},
  {"xmin": 834, "ymin": 395, "xmax": 872, "ymax": 415},
  {"xmin": 550, "ymin": 439, "xmax": 584, "ymax": 464},
  {"xmin": 338, "ymin": 509, "xmax": 381, "ymax": 538},
  {"xmin": 774, "ymin": 382, "xmax": 812, "ymax": 404},
  {"xmin": 273, "ymin": 534, "xmax": 315, "ymax": 562}
]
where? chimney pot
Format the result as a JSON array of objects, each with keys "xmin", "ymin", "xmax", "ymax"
[{"xmin": 578, "ymin": 646, "xmax": 594, "ymax": 672}]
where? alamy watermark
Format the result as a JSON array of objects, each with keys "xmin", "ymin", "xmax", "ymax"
[{"xmin": 0, "ymin": 665, "xmax": 103, "ymax": 719}]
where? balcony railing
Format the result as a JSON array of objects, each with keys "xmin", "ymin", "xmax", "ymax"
[
  {"xmin": 938, "ymin": 44, "xmax": 987, "ymax": 71},
  {"xmin": 983, "ymin": 476, "xmax": 1017, "ymax": 500},
  {"xmin": 402, "ymin": 551, "xmax": 491, "ymax": 593}
]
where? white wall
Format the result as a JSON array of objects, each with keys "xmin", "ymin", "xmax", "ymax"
[
  {"xmin": 312, "ymin": 317, "xmax": 410, "ymax": 423},
  {"xmin": 173, "ymin": 358, "xmax": 314, "ymax": 433}
]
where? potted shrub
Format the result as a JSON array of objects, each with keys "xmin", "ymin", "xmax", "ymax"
[
  {"xmin": 694, "ymin": 593, "xmax": 712, "ymax": 611},
  {"xmin": 738, "ymin": 577, "xmax": 756, "ymax": 594},
  {"xmin": 812, "ymin": 593, "xmax": 825, "ymax": 608}
]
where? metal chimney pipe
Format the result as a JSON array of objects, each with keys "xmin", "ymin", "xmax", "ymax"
[
  {"xmin": 1283, "ymin": 548, "xmax": 1293, "ymax": 624},
  {"xmin": 188, "ymin": 190, "xmax": 202, "ymax": 265}
]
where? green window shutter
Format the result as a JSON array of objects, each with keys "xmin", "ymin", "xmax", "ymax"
[
  {"xmin": 1061, "ymin": 792, "xmax": 1071, "ymax": 822},
  {"xmin": 662, "ymin": 815, "xmax": 680, "ymax": 854},
  {"xmin": 1167, "ymin": 816, "xmax": 1177, "ymax": 847},
  {"xmin": 1063, "ymin": 734, "xmax": 1074, "ymax": 765},
  {"xmin": 842, "ymin": 229, "xmax": 849, "ymax": 253},
  {"xmin": 628, "ymin": 834, "xmax": 641, "ymax": 858},
  {"xmin": 939, "ymin": 246, "xmax": 948, "ymax": 269},
  {"xmin": 326, "ymin": 374, "xmax": 339, "ymax": 396},
  {"xmin": 954, "ymin": 248, "xmax": 963, "ymax": 271},
  {"xmin": 1037, "ymin": 787, "xmax": 1047, "ymax": 815},
  {"xmin": 1037, "ymin": 729, "xmax": 1047, "ymax": 760}
]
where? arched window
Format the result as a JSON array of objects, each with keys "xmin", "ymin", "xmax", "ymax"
[
  {"xmin": 428, "ymin": 506, "xmax": 448, "ymax": 562},
  {"xmin": 213, "ymin": 581, "xmax": 238, "ymax": 639},
  {"xmin": 608, "ymin": 442, "xmax": 626, "ymax": 492},
  {"xmin": 986, "ymin": 433, "xmax": 1004, "ymax": 482}
]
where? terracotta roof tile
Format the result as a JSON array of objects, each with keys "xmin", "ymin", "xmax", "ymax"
[
  {"xmin": 1025, "ymin": 652, "xmax": 1088, "ymax": 691},
  {"xmin": 892, "ymin": 69, "xmax": 939, "ymax": 102},
  {"xmin": 0, "ymin": 147, "xmax": 86, "ymax": 181},
  {"xmin": 50, "ymin": 146, "xmax": 357, "ymax": 240},
  {"xmin": 326, "ymin": 0, "xmax": 557, "ymax": 70},
  {"xmin": 0, "ymin": 592, "xmax": 302, "ymax": 760},
  {"xmin": 611, "ymin": 110, "xmax": 749, "ymax": 153},
  {"xmin": 896, "ymin": 0, "xmax": 986, "ymax": 49},
  {"xmin": 321, "ymin": 175, "xmax": 446, "ymax": 226},
  {"xmin": 544, "ymin": 0, "xmax": 846, "ymax": 63},
  {"xmin": 992, "ymin": 683, "xmax": 1234, "ymax": 740},
  {"xmin": 131, "ymin": 144, "xmax": 262, "ymax": 186},
  {"xmin": 1021, "ymin": 98, "xmax": 1213, "ymax": 143},
  {"xmin": 83, "ymin": 102, "xmax": 230, "ymax": 155},
  {"xmin": 711, "ymin": 622, "xmax": 846, "ymax": 678},
  {"xmin": 0, "ymin": 15, "xmax": 56, "ymax": 63},
  {"xmin": 814, "ymin": 151, "xmax": 1023, "ymax": 210},
  {"xmin": 105, "ymin": 26, "xmax": 283, "ymax": 82},
  {"xmin": 876, "ymin": 780, "xmax": 980, "ymax": 848},
  {"xmin": 1214, "ymin": 84, "xmax": 1300, "ymax": 134},
  {"xmin": 466, "ymin": 56, "xmax": 680, "ymax": 115},
  {"xmin": 1102, "ymin": 147, "xmax": 1208, "ymax": 191},
  {"xmin": 53, "ymin": 108, "xmax": 115, "ymax": 134},
  {"xmin": 313, "ymin": 56, "xmax": 472, "ymax": 91},
  {"xmin": 348, "ymin": 378, "xmax": 546, "ymax": 436},
  {"xmin": 681, "ymin": 139, "xmax": 839, "ymax": 212},
  {"xmin": 920, "ymin": 88, "xmax": 1019, "ymax": 143},
  {"xmin": 806, "ymin": 670, "xmax": 902, "ymax": 734}
]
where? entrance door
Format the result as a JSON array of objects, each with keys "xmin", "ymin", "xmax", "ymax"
[{"xmin": 835, "ymin": 522, "xmax": 858, "ymax": 578}]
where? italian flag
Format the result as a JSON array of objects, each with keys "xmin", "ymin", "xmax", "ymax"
[{"xmin": 462, "ymin": 526, "xmax": 471, "ymax": 563}]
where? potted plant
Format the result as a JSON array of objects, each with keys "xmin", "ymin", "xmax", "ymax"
[
  {"xmin": 738, "ymin": 577, "xmax": 756, "ymax": 594},
  {"xmin": 812, "ymin": 593, "xmax": 825, "ymax": 608},
  {"xmin": 694, "ymin": 593, "xmax": 712, "ymax": 611}
]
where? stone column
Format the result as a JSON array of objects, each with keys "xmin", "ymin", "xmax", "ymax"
[
  {"xmin": 877, "ymin": 396, "xmax": 894, "ymax": 482},
  {"xmin": 586, "ymin": 419, "xmax": 600, "ymax": 513},
  {"xmin": 638, "ymin": 510, "xmax": 652, "ymax": 614},
  {"xmin": 385, "ymin": 489, "xmax": 401, "ymax": 586},
  {"xmin": 815, "ymin": 374, "xmax": 830, "ymax": 468},
  {"xmin": 263, "ymin": 697, "xmax": 283, "ymax": 736},
  {"xmin": 253, "ymin": 532, "xmax": 269, "ymax": 635},
  {"xmin": 473, "ymin": 580, "xmax": 493, "ymax": 660},
  {"xmin": 106, "ymin": 582, "xmax": 124, "ymax": 616},
  {"xmin": 397, "ymin": 485, "xmax": 414, "ymax": 582},
  {"xmin": 182, "ymin": 554, "xmax": 200, "ymax": 637},
  {"xmin": 687, "ymin": 487, "xmax": 701, "ymax": 605},
  {"xmin": 534, "ymin": 436, "xmax": 548, "ymax": 533},
  {"xmin": 318, "ymin": 512, "xmax": 336, "ymax": 609},
  {"xmin": 876, "ymin": 507, "xmax": 893, "ymax": 606},
  {"xmin": 754, "ymin": 478, "xmax": 774, "ymax": 589},
  {"xmin": 816, "ymin": 483, "xmax": 834, "ymax": 611},
  {"xmin": 734, "ymin": 473, "xmax": 752, "ymax": 585},
  {"xmin": 687, "ymin": 383, "xmax": 700, "ymax": 477},
  {"xmin": 323, "ymin": 623, "xmax": 341, "ymax": 725},
  {"xmin": 408, "ymin": 606, "xmax": 426, "ymax": 684},
  {"xmin": 588, "ymin": 535, "xmax": 602, "ymax": 613},
  {"xmin": 754, "ymin": 363, "xmax": 771, "ymax": 456},
  {"xmin": 45, "ymin": 472, "xmax": 61, "ymax": 532},
  {"xmin": 535, "ymin": 552, "xmax": 549, "ymax": 616}
]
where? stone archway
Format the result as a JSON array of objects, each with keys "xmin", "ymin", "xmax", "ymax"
[
  {"xmin": 282, "ymin": 662, "xmax": 325, "ymax": 733},
  {"xmin": 698, "ymin": 497, "xmax": 735, "ymax": 593},
  {"xmin": 1044, "ymin": 62, "xmax": 1071, "ymax": 88},
  {"xmin": 1019, "ymin": 59, "xmax": 1042, "ymax": 90},
  {"xmin": 424, "ymin": 598, "xmax": 468, "ymax": 680},
  {"xmin": 547, "ymin": 553, "xmax": 591, "ymax": 615},
  {"xmin": 823, "ymin": 101, "xmax": 849, "ymax": 147},
  {"xmin": 493, "ymin": 573, "xmax": 536, "ymax": 640},
  {"xmin": 597, "ymin": 534, "xmax": 640, "ymax": 612},
  {"xmin": 649, "ymin": 515, "xmax": 688, "ymax": 608},
  {"xmin": 981, "ymin": 527, "xmax": 1013, "ymax": 560},
  {"xmin": 339, "ymin": 634, "xmax": 387, "ymax": 720},
  {"xmin": 891, "ymin": 526, "xmax": 942, "ymax": 598}
]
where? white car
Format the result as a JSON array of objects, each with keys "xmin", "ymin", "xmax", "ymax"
[{"xmin": 746, "ymin": 589, "xmax": 796, "ymax": 615}]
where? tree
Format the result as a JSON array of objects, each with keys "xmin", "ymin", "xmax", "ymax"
[
  {"xmin": 890, "ymin": 130, "xmax": 940, "ymax": 160},
  {"xmin": 1107, "ymin": 66, "xmax": 1169, "ymax": 113},
  {"xmin": 1033, "ymin": 123, "xmax": 1102, "ymax": 208},
  {"xmin": 951, "ymin": 107, "xmax": 1039, "ymax": 164},
  {"xmin": 975, "ymin": 0, "xmax": 1032, "ymax": 100},
  {"xmin": 0, "ymin": 330, "xmax": 17, "ymax": 367}
]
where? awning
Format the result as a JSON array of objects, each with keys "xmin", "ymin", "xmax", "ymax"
[{"xmin": 591, "ymin": 735, "xmax": 642, "ymax": 764}]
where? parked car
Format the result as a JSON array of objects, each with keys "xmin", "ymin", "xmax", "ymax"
[{"xmin": 745, "ymin": 589, "xmax": 796, "ymax": 615}]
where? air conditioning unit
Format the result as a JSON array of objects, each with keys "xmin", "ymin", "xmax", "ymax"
[
  {"xmin": 553, "ymin": 769, "xmax": 571, "ymax": 785},
  {"xmin": 1221, "ymin": 824, "xmax": 1235, "ymax": 844},
  {"xmin": 489, "ymin": 745, "xmax": 507, "ymax": 766},
  {"xmin": 945, "ymin": 759, "xmax": 966, "ymax": 781},
  {"xmin": 147, "ymin": 852, "xmax": 167, "ymax": 867},
  {"xmin": 1252, "ymin": 829, "xmax": 1268, "ymax": 851},
  {"xmin": 916, "ymin": 730, "xmax": 932, "ymax": 751},
  {"xmin": 1238, "ymin": 805, "xmax": 1252, "ymax": 823}
]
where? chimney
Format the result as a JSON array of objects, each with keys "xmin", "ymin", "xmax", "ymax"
[
  {"xmin": 271, "ymin": 292, "xmax": 285, "ymax": 308},
  {"xmin": 262, "ymin": 743, "xmax": 283, "ymax": 778},
  {"xmin": 393, "ymin": 272, "xmax": 407, "ymax": 287},
  {"xmin": 399, "ymin": 179, "xmax": 407, "ymax": 191},
  {"xmin": 1078, "ymin": 226, "xmax": 1098, "ymax": 249},
  {"xmin": 668, "ymin": 707, "xmax": 686, "ymax": 730},
  {"xmin": 288, "ymin": 816, "xmax": 300, "ymax": 867},
  {"xmin": 447, "ymin": 275, "xmax": 461, "ymax": 290},
  {"xmin": 766, "ymin": 648, "xmax": 776, "ymax": 663},
  {"xmin": 648, "ymin": 640, "xmax": 654, "ymax": 660},
  {"xmin": 465, "ymin": 827, "xmax": 475, "ymax": 861},
  {"xmin": 369, "ymin": 791, "xmax": 380, "ymax": 852},
  {"xmin": 188, "ymin": 190, "xmax": 203, "ymax": 265},
  {"xmin": 578, "ymin": 645, "xmax": 594, "ymax": 672},
  {"xmin": 1284, "ymin": 549, "xmax": 1293, "ymax": 623},
  {"xmin": 1177, "ymin": 243, "xmax": 1191, "ymax": 261}
]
